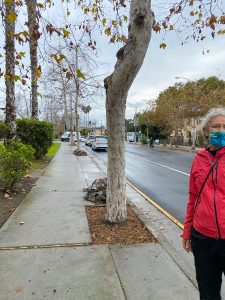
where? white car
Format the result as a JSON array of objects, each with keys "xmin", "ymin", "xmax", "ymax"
[
  {"xmin": 61, "ymin": 131, "xmax": 70, "ymax": 142},
  {"xmin": 91, "ymin": 137, "xmax": 108, "ymax": 151}
]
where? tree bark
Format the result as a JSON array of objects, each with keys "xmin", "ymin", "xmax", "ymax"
[
  {"xmin": 5, "ymin": 0, "xmax": 16, "ymax": 138},
  {"xmin": 25, "ymin": 0, "xmax": 39, "ymax": 119},
  {"xmin": 104, "ymin": 0, "xmax": 154, "ymax": 223}
]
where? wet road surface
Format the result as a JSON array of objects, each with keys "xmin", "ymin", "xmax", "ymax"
[{"xmin": 85, "ymin": 143, "xmax": 196, "ymax": 223}]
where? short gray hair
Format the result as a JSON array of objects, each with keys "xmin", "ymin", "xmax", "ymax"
[{"xmin": 201, "ymin": 107, "xmax": 225, "ymax": 141}]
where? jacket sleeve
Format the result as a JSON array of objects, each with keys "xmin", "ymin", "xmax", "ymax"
[{"xmin": 181, "ymin": 160, "xmax": 198, "ymax": 239}]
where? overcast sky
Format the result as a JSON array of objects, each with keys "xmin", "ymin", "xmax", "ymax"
[
  {"xmin": 1, "ymin": 2, "xmax": 225, "ymax": 127},
  {"xmin": 91, "ymin": 30, "xmax": 225, "ymax": 127}
]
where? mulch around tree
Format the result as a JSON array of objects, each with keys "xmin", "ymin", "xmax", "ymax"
[{"xmin": 85, "ymin": 205, "xmax": 157, "ymax": 245}]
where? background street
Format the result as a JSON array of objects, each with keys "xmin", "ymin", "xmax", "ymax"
[{"xmin": 86, "ymin": 143, "xmax": 196, "ymax": 223}]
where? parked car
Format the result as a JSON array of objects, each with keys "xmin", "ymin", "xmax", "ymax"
[
  {"xmin": 61, "ymin": 131, "xmax": 82, "ymax": 142},
  {"xmin": 80, "ymin": 136, "xmax": 86, "ymax": 142},
  {"xmin": 91, "ymin": 137, "xmax": 108, "ymax": 151},
  {"xmin": 85, "ymin": 135, "xmax": 95, "ymax": 146},
  {"xmin": 61, "ymin": 131, "xmax": 70, "ymax": 142}
]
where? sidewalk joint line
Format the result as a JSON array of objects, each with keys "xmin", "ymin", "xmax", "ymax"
[
  {"xmin": 0, "ymin": 242, "xmax": 92, "ymax": 251},
  {"xmin": 109, "ymin": 246, "xmax": 128, "ymax": 300}
]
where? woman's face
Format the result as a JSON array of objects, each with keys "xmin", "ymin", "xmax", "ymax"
[
  {"xmin": 208, "ymin": 115, "xmax": 225, "ymax": 133},
  {"xmin": 208, "ymin": 115, "xmax": 225, "ymax": 149}
]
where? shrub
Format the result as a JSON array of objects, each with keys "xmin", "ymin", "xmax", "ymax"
[
  {"xmin": 0, "ymin": 141, "xmax": 35, "ymax": 190},
  {"xmin": 0, "ymin": 121, "xmax": 9, "ymax": 139},
  {"xmin": 16, "ymin": 119, "xmax": 53, "ymax": 159},
  {"xmin": 141, "ymin": 136, "xmax": 148, "ymax": 144}
]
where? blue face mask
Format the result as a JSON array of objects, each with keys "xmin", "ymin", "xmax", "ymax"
[{"xmin": 209, "ymin": 131, "xmax": 225, "ymax": 148}]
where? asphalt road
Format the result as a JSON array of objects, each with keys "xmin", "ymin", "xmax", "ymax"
[{"xmin": 85, "ymin": 143, "xmax": 196, "ymax": 224}]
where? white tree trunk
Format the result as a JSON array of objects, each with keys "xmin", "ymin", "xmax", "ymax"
[
  {"xmin": 5, "ymin": 0, "xmax": 16, "ymax": 138},
  {"xmin": 25, "ymin": 0, "xmax": 39, "ymax": 119},
  {"xmin": 104, "ymin": 0, "xmax": 154, "ymax": 223}
]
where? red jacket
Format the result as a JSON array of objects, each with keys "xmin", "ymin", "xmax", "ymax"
[{"xmin": 182, "ymin": 146, "xmax": 225, "ymax": 239}]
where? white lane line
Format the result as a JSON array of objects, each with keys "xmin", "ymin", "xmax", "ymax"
[
  {"xmin": 127, "ymin": 153, "xmax": 190, "ymax": 176},
  {"xmin": 142, "ymin": 158, "xmax": 190, "ymax": 176}
]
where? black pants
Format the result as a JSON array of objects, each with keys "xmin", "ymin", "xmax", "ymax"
[{"xmin": 191, "ymin": 228, "xmax": 225, "ymax": 300}]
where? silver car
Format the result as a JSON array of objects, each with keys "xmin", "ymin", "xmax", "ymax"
[{"xmin": 91, "ymin": 137, "xmax": 108, "ymax": 151}]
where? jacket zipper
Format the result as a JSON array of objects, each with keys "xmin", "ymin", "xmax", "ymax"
[{"xmin": 212, "ymin": 162, "xmax": 221, "ymax": 238}]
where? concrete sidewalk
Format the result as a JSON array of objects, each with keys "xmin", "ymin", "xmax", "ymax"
[{"xmin": 0, "ymin": 143, "xmax": 199, "ymax": 300}]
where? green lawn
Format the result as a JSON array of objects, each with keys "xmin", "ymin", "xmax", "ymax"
[
  {"xmin": 31, "ymin": 142, "xmax": 61, "ymax": 171},
  {"xmin": 46, "ymin": 142, "xmax": 61, "ymax": 159}
]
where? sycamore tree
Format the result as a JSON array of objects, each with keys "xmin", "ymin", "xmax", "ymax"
[
  {"xmin": 25, "ymin": 0, "xmax": 40, "ymax": 119},
  {"xmin": 103, "ymin": 0, "xmax": 154, "ymax": 223},
  {"xmin": 4, "ymin": 0, "xmax": 16, "ymax": 138}
]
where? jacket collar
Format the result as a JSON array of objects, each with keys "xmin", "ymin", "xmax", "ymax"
[{"xmin": 198, "ymin": 146, "xmax": 225, "ymax": 158}]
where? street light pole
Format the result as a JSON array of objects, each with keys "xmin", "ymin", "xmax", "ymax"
[{"xmin": 175, "ymin": 76, "xmax": 196, "ymax": 150}]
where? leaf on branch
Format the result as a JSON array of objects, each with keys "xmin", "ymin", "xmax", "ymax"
[
  {"xmin": 159, "ymin": 43, "xmax": 167, "ymax": 49},
  {"xmin": 66, "ymin": 71, "xmax": 72, "ymax": 79},
  {"xmin": 153, "ymin": 23, "xmax": 161, "ymax": 33},
  {"xmin": 37, "ymin": 3, "xmax": 44, "ymax": 8},
  {"xmin": 102, "ymin": 18, "xmax": 106, "ymax": 26},
  {"xmin": 220, "ymin": 16, "xmax": 225, "ymax": 24},
  {"xmin": 19, "ymin": 51, "xmax": 26, "ymax": 57},
  {"xmin": 7, "ymin": 13, "xmax": 17, "ymax": 23},
  {"xmin": 5, "ymin": 0, "xmax": 13, "ymax": 3},
  {"xmin": 12, "ymin": 75, "xmax": 20, "ymax": 81},
  {"xmin": 84, "ymin": 7, "xmax": 89, "ymax": 14},
  {"xmin": 169, "ymin": 24, "xmax": 173, "ymax": 31},
  {"xmin": 62, "ymin": 28, "xmax": 70, "ymax": 37},
  {"xmin": 59, "ymin": 54, "xmax": 66, "ymax": 61},
  {"xmin": 104, "ymin": 27, "xmax": 111, "ymax": 36},
  {"xmin": 35, "ymin": 69, "xmax": 42, "ymax": 78},
  {"xmin": 76, "ymin": 69, "xmax": 86, "ymax": 80}
]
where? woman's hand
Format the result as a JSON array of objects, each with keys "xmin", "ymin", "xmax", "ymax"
[{"xmin": 182, "ymin": 238, "xmax": 192, "ymax": 252}]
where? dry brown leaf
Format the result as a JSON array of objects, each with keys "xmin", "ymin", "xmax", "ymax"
[
  {"xmin": 9, "ymin": 207, "xmax": 16, "ymax": 213},
  {"xmin": 24, "ymin": 174, "xmax": 32, "ymax": 178},
  {"xmin": 15, "ymin": 285, "xmax": 23, "ymax": 293}
]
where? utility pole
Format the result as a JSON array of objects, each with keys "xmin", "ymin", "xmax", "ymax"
[{"xmin": 175, "ymin": 76, "xmax": 196, "ymax": 150}]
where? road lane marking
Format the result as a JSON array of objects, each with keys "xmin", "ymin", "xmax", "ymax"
[
  {"xmin": 142, "ymin": 158, "xmax": 190, "ymax": 176},
  {"xmin": 127, "ymin": 152, "xmax": 190, "ymax": 176},
  {"xmin": 127, "ymin": 180, "xmax": 184, "ymax": 230}
]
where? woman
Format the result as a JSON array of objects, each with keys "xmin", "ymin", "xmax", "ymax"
[{"xmin": 182, "ymin": 107, "xmax": 225, "ymax": 300}]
